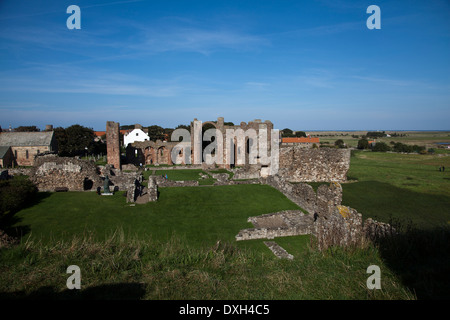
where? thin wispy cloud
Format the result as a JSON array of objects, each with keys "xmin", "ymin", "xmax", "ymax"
[{"xmin": 137, "ymin": 26, "xmax": 270, "ymax": 55}]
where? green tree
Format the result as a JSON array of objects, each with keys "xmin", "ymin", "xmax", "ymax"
[
  {"xmin": 294, "ymin": 131, "xmax": 307, "ymax": 138},
  {"xmin": 366, "ymin": 131, "xmax": 386, "ymax": 138},
  {"xmin": 15, "ymin": 126, "xmax": 40, "ymax": 132},
  {"xmin": 175, "ymin": 124, "xmax": 190, "ymax": 131},
  {"xmin": 147, "ymin": 125, "xmax": 166, "ymax": 141},
  {"xmin": 54, "ymin": 125, "xmax": 96, "ymax": 157},
  {"xmin": 281, "ymin": 128, "xmax": 294, "ymax": 137},
  {"xmin": 357, "ymin": 138, "xmax": 369, "ymax": 150},
  {"xmin": 372, "ymin": 142, "xmax": 391, "ymax": 152}
]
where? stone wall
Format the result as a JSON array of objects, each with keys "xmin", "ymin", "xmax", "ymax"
[
  {"xmin": 315, "ymin": 182, "xmax": 343, "ymax": 219},
  {"xmin": 236, "ymin": 210, "xmax": 313, "ymax": 241},
  {"xmin": 31, "ymin": 155, "xmax": 102, "ymax": 192},
  {"xmin": 261, "ymin": 175, "xmax": 330, "ymax": 214},
  {"xmin": 100, "ymin": 165, "xmax": 142, "ymax": 191},
  {"xmin": 278, "ymin": 147, "xmax": 350, "ymax": 182},
  {"xmin": 312, "ymin": 205, "xmax": 364, "ymax": 250},
  {"xmin": 154, "ymin": 176, "xmax": 199, "ymax": 187}
]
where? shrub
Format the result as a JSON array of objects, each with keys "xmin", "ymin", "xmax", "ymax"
[
  {"xmin": 357, "ymin": 138, "xmax": 369, "ymax": 150},
  {"xmin": 372, "ymin": 142, "xmax": 391, "ymax": 152},
  {"xmin": 334, "ymin": 139, "xmax": 345, "ymax": 148},
  {"xmin": 0, "ymin": 177, "xmax": 37, "ymax": 219}
]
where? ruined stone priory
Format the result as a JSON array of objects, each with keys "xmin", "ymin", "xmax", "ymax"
[{"xmin": 119, "ymin": 117, "xmax": 351, "ymax": 183}]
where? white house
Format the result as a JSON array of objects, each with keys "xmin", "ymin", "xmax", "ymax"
[{"xmin": 124, "ymin": 128, "xmax": 150, "ymax": 147}]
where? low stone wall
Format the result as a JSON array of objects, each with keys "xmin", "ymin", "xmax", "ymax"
[
  {"xmin": 31, "ymin": 155, "xmax": 101, "ymax": 192},
  {"xmin": 264, "ymin": 241, "xmax": 294, "ymax": 260},
  {"xmin": 363, "ymin": 218, "xmax": 397, "ymax": 242},
  {"xmin": 99, "ymin": 165, "xmax": 142, "ymax": 191},
  {"xmin": 261, "ymin": 175, "xmax": 344, "ymax": 218},
  {"xmin": 236, "ymin": 225, "xmax": 310, "ymax": 241},
  {"xmin": 236, "ymin": 210, "xmax": 314, "ymax": 241},
  {"xmin": 214, "ymin": 179, "xmax": 260, "ymax": 186},
  {"xmin": 5, "ymin": 168, "xmax": 33, "ymax": 177},
  {"xmin": 154, "ymin": 176, "xmax": 199, "ymax": 187}
]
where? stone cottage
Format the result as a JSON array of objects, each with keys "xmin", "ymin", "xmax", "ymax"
[{"xmin": 0, "ymin": 131, "xmax": 58, "ymax": 166}]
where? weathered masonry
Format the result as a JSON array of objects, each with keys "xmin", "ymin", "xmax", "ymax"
[
  {"xmin": 106, "ymin": 121, "xmax": 121, "ymax": 169},
  {"xmin": 116, "ymin": 117, "xmax": 351, "ymax": 183}
]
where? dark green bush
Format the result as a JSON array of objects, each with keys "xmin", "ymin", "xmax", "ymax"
[
  {"xmin": 0, "ymin": 177, "xmax": 37, "ymax": 219},
  {"xmin": 372, "ymin": 142, "xmax": 391, "ymax": 152},
  {"xmin": 357, "ymin": 138, "xmax": 369, "ymax": 149}
]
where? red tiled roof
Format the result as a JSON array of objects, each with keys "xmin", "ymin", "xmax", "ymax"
[{"xmin": 282, "ymin": 136, "xmax": 320, "ymax": 143}]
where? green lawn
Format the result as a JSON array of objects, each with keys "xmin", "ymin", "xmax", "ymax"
[
  {"xmin": 8, "ymin": 185, "xmax": 299, "ymax": 252},
  {"xmin": 342, "ymin": 151, "xmax": 450, "ymax": 229}
]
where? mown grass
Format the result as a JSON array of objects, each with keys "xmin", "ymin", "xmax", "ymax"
[
  {"xmin": 0, "ymin": 231, "xmax": 414, "ymax": 300},
  {"xmin": 4, "ymin": 185, "xmax": 299, "ymax": 252}
]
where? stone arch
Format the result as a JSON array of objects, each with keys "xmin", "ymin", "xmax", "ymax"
[
  {"xmin": 157, "ymin": 146, "xmax": 167, "ymax": 164},
  {"xmin": 144, "ymin": 146, "xmax": 156, "ymax": 165}
]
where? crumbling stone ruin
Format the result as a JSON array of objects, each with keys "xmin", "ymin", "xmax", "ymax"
[
  {"xmin": 112, "ymin": 117, "xmax": 351, "ymax": 183},
  {"xmin": 237, "ymin": 176, "xmax": 395, "ymax": 257},
  {"xmin": 31, "ymin": 155, "xmax": 102, "ymax": 192},
  {"xmin": 312, "ymin": 206, "xmax": 365, "ymax": 251},
  {"xmin": 235, "ymin": 210, "xmax": 314, "ymax": 241},
  {"xmin": 126, "ymin": 175, "xmax": 158, "ymax": 204},
  {"xmin": 30, "ymin": 155, "xmax": 140, "ymax": 194},
  {"xmin": 278, "ymin": 147, "xmax": 351, "ymax": 182}
]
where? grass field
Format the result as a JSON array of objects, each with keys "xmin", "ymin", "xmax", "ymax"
[
  {"xmin": 2, "ymin": 144, "xmax": 450, "ymax": 299},
  {"xmin": 341, "ymin": 150, "xmax": 450, "ymax": 229},
  {"xmin": 5, "ymin": 185, "xmax": 299, "ymax": 251},
  {"xmin": 307, "ymin": 130, "xmax": 450, "ymax": 149},
  {"xmin": 1, "ymin": 183, "xmax": 417, "ymax": 299}
]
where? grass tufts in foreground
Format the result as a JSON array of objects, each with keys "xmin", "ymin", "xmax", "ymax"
[{"xmin": 0, "ymin": 230, "xmax": 415, "ymax": 300}]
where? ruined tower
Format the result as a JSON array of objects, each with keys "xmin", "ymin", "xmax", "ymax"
[{"xmin": 106, "ymin": 121, "xmax": 121, "ymax": 169}]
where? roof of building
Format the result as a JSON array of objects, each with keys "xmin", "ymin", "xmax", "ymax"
[
  {"xmin": 0, "ymin": 131, "xmax": 54, "ymax": 147},
  {"xmin": 0, "ymin": 146, "xmax": 11, "ymax": 159},
  {"xmin": 282, "ymin": 136, "xmax": 320, "ymax": 143}
]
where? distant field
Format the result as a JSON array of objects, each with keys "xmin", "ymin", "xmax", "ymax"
[
  {"xmin": 341, "ymin": 150, "xmax": 450, "ymax": 229},
  {"xmin": 305, "ymin": 130, "xmax": 450, "ymax": 148}
]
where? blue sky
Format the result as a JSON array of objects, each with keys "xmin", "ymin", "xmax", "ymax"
[{"xmin": 0, "ymin": 0, "xmax": 449, "ymax": 131}]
